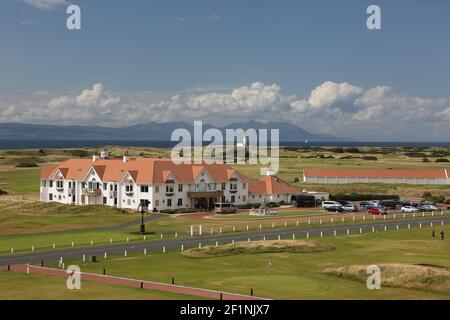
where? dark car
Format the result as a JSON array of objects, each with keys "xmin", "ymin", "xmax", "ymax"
[
  {"xmin": 379, "ymin": 200, "xmax": 397, "ymax": 210},
  {"xmin": 325, "ymin": 205, "xmax": 344, "ymax": 213},
  {"xmin": 291, "ymin": 195, "xmax": 317, "ymax": 208}
]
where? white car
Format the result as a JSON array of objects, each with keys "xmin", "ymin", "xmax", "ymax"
[
  {"xmin": 322, "ymin": 201, "xmax": 343, "ymax": 209},
  {"xmin": 401, "ymin": 206, "xmax": 419, "ymax": 213}
]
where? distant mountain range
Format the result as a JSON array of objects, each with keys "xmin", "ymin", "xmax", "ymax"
[{"xmin": 0, "ymin": 121, "xmax": 352, "ymax": 142}]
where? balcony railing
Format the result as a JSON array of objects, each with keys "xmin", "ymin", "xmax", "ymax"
[
  {"xmin": 82, "ymin": 188, "xmax": 101, "ymax": 196},
  {"xmin": 189, "ymin": 184, "xmax": 217, "ymax": 193}
]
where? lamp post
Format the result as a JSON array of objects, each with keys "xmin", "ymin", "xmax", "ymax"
[{"xmin": 138, "ymin": 202, "xmax": 148, "ymax": 234}]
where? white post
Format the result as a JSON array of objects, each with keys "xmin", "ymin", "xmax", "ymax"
[
  {"xmin": 396, "ymin": 225, "xmax": 399, "ymax": 230},
  {"xmin": 296, "ymin": 221, "xmax": 299, "ymax": 227},
  {"xmin": 308, "ymin": 219, "xmax": 311, "ymax": 225},
  {"xmin": 432, "ymin": 212, "xmax": 434, "ymax": 217},
  {"xmin": 248, "ymin": 237, "xmax": 251, "ymax": 242},
  {"xmin": 190, "ymin": 225, "xmax": 194, "ymax": 236},
  {"xmin": 284, "ymin": 221, "xmax": 287, "ymax": 227},
  {"xmin": 363, "ymin": 216, "xmax": 366, "ymax": 221},
  {"xmin": 420, "ymin": 222, "xmax": 422, "ymax": 229},
  {"xmin": 247, "ymin": 225, "xmax": 249, "ymax": 231},
  {"xmin": 320, "ymin": 219, "xmax": 322, "ymax": 225},
  {"xmin": 144, "ymin": 235, "xmax": 146, "ymax": 240},
  {"xmin": 10, "ymin": 247, "xmax": 14, "ymax": 254},
  {"xmin": 71, "ymin": 242, "xmax": 74, "ymax": 247},
  {"xmin": 104, "ymin": 252, "xmax": 107, "ymax": 259},
  {"xmin": 126, "ymin": 237, "xmax": 129, "ymax": 242},
  {"xmin": 331, "ymin": 218, "xmax": 333, "ymax": 224},
  {"xmin": 342, "ymin": 217, "xmax": 344, "ymax": 223},
  {"xmin": 232, "ymin": 240, "xmax": 235, "ymax": 244},
  {"xmin": 31, "ymin": 246, "xmax": 34, "ymax": 251},
  {"xmin": 320, "ymin": 231, "xmax": 323, "ymax": 238},
  {"xmin": 442, "ymin": 221, "xmax": 444, "ymax": 226},
  {"xmin": 181, "ymin": 244, "xmax": 184, "ymax": 251},
  {"xmin": 272, "ymin": 223, "xmax": 275, "ymax": 228},
  {"xmin": 259, "ymin": 224, "xmax": 262, "ymax": 230},
  {"xmin": 27, "ymin": 267, "xmax": 30, "ymax": 275},
  {"xmin": 199, "ymin": 225, "xmax": 202, "ymax": 236},
  {"xmin": 220, "ymin": 227, "xmax": 223, "ymax": 234},
  {"xmin": 372, "ymin": 227, "xmax": 375, "ymax": 233},
  {"xmin": 293, "ymin": 233, "xmax": 296, "ymax": 240},
  {"xmin": 175, "ymin": 232, "xmax": 178, "ymax": 238},
  {"xmin": 394, "ymin": 214, "xmax": 396, "ymax": 219},
  {"xmin": 263, "ymin": 236, "xmax": 266, "ymax": 241},
  {"xmin": 306, "ymin": 232, "xmax": 309, "ymax": 239},
  {"xmin": 347, "ymin": 229, "xmax": 350, "ymax": 235},
  {"xmin": 413, "ymin": 213, "xmax": 415, "ymax": 218},
  {"xmin": 353, "ymin": 216, "xmax": 355, "ymax": 222},
  {"xmin": 278, "ymin": 235, "xmax": 281, "ymax": 240},
  {"xmin": 431, "ymin": 222, "xmax": 433, "ymax": 227},
  {"xmin": 408, "ymin": 224, "xmax": 411, "ymax": 229},
  {"xmin": 384, "ymin": 215, "xmax": 386, "ymax": 220},
  {"xmin": 160, "ymin": 234, "xmax": 163, "ymax": 239},
  {"xmin": 53, "ymin": 243, "xmax": 55, "ymax": 249},
  {"xmin": 360, "ymin": 228, "xmax": 362, "ymax": 234},
  {"xmin": 82, "ymin": 254, "xmax": 86, "ymax": 262},
  {"xmin": 90, "ymin": 240, "xmax": 93, "ymax": 246},
  {"xmin": 403, "ymin": 213, "xmax": 406, "ymax": 219},
  {"xmin": 163, "ymin": 246, "xmax": 166, "ymax": 253},
  {"xmin": 215, "ymin": 241, "xmax": 218, "ymax": 247},
  {"xmin": 334, "ymin": 230, "xmax": 336, "ymax": 236},
  {"xmin": 124, "ymin": 250, "xmax": 127, "ymax": 257},
  {"xmin": 110, "ymin": 238, "xmax": 113, "ymax": 243},
  {"xmin": 373, "ymin": 215, "xmax": 376, "ymax": 220},
  {"xmin": 233, "ymin": 226, "xmax": 235, "ymax": 232},
  {"xmin": 384, "ymin": 225, "xmax": 387, "ymax": 232},
  {"xmin": 199, "ymin": 242, "xmax": 202, "ymax": 249},
  {"xmin": 144, "ymin": 248, "xmax": 147, "ymax": 255}
]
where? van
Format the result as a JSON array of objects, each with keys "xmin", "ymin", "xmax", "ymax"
[
  {"xmin": 214, "ymin": 203, "xmax": 237, "ymax": 214},
  {"xmin": 291, "ymin": 195, "xmax": 317, "ymax": 208}
]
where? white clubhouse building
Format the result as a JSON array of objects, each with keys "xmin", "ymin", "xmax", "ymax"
[{"xmin": 40, "ymin": 152, "xmax": 298, "ymax": 211}]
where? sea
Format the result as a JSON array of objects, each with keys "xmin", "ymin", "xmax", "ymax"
[{"xmin": 0, "ymin": 140, "xmax": 449, "ymax": 149}]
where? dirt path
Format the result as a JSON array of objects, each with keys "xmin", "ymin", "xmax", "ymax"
[{"xmin": 5, "ymin": 264, "xmax": 266, "ymax": 300}]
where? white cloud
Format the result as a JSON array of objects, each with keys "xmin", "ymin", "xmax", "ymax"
[
  {"xmin": 19, "ymin": 0, "xmax": 67, "ymax": 10},
  {"xmin": 206, "ymin": 14, "xmax": 223, "ymax": 23},
  {"xmin": 1, "ymin": 81, "xmax": 449, "ymax": 140}
]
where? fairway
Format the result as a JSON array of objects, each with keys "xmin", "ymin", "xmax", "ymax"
[
  {"xmin": 0, "ymin": 272, "xmax": 200, "ymax": 300},
  {"xmin": 41, "ymin": 227, "xmax": 450, "ymax": 300}
]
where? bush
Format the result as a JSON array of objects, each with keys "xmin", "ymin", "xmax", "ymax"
[
  {"xmin": 444, "ymin": 198, "xmax": 450, "ymax": 205},
  {"xmin": 360, "ymin": 156, "xmax": 377, "ymax": 161},
  {"xmin": 15, "ymin": 162, "xmax": 38, "ymax": 168},
  {"xmin": 330, "ymin": 193, "xmax": 399, "ymax": 202},
  {"xmin": 293, "ymin": 177, "xmax": 300, "ymax": 183},
  {"xmin": 159, "ymin": 208, "xmax": 199, "ymax": 214},
  {"xmin": 0, "ymin": 188, "xmax": 7, "ymax": 195},
  {"xmin": 422, "ymin": 158, "xmax": 429, "ymax": 162},
  {"xmin": 435, "ymin": 158, "xmax": 449, "ymax": 163},
  {"xmin": 344, "ymin": 148, "xmax": 360, "ymax": 153},
  {"xmin": 65, "ymin": 149, "xmax": 90, "ymax": 157}
]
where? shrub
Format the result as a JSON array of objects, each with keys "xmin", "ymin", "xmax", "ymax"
[
  {"xmin": 293, "ymin": 177, "xmax": 300, "ymax": 183},
  {"xmin": 435, "ymin": 158, "xmax": 449, "ymax": 163},
  {"xmin": 344, "ymin": 147, "xmax": 360, "ymax": 153},
  {"xmin": 15, "ymin": 162, "xmax": 38, "ymax": 168},
  {"xmin": 330, "ymin": 193, "xmax": 399, "ymax": 201},
  {"xmin": 422, "ymin": 158, "xmax": 429, "ymax": 162},
  {"xmin": 360, "ymin": 156, "xmax": 377, "ymax": 161},
  {"xmin": 444, "ymin": 198, "xmax": 450, "ymax": 205},
  {"xmin": 65, "ymin": 149, "xmax": 90, "ymax": 157},
  {"xmin": 0, "ymin": 188, "xmax": 7, "ymax": 195}
]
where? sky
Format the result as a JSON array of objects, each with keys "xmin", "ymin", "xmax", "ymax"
[{"xmin": 0, "ymin": 0, "xmax": 449, "ymax": 141}]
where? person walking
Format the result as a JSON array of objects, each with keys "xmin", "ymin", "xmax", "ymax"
[
  {"xmin": 440, "ymin": 230, "xmax": 445, "ymax": 241},
  {"xmin": 432, "ymin": 230, "xmax": 435, "ymax": 239}
]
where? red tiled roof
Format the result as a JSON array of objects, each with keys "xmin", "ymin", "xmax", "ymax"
[
  {"xmin": 40, "ymin": 158, "xmax": 250, "ymax": 184},
  {"xmin": 304, "ymin": 168, "xmax": 449, "ymax": 179},
  {"xmin": 249, "ymin": 176, "xmax": 298, "ymax": 195}
]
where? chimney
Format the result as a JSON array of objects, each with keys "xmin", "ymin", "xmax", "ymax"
[
  {"xmin": 122, "ymin": 150, "xmax": 130, "ymax": 163},
  {"xmin": 92, "ymin": 154, "xmax": 100, "ymax": 162}
]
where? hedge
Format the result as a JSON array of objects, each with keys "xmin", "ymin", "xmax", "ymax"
[{"xmin": 330, "ymin": 193, "xmax": 399, "ymax": 201}]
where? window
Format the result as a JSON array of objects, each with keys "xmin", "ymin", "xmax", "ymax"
[
  {"xmin": 68, "ymin": 181, "xmax": 71, "ymax": 189},
  {"xmin": 103, "ymin": 183, "xmax": 107, "ymax": 190},
  {"xmin": 103, "ymin": 197, "xmax": 107, "ymax": 205},
  {"xmin": 243, "ymin": 196, "xmax": 246, "ymax": 202},
  {"xmin": 110, "ymin": 184, "xmax": 113, "ymax": 191},
  {"xmin": 155, "ymin": 186, "xmax": 160, "ymax": 193},
  {"xmin": 242, "ymin": 183, "xmax": 247, "ymax": 189},
  {"xmin": 140, "ymin": 185, "xmax": 149, "ymax": 193},
  {"xmin": 231, "ymin": 195, "xmax": 235, "ymax": 203},
  {"xmin": 177, "ymin": 198, "xmax": 183, "ymax": 206},
  {"xmin": 127, "ymin": 199, "xmax": 131, "ymax": 206},
  {"xmin": 125, "ymin": 185, "xmax": 133, "ymax": 193},
  {"xmin": 230, "ymin": 183, "xmax": 238, "ymax": 190},
  {"xmin": 49, "ymin": 181, "xmax": 53, "ymax": 188},
  {"xmin": 56, "ymin": 180, "xmax": 63, "ymax": 189},
  {"xmin": 41, "ymin": 180, "xmax": 47, "ymax": 187},
  {"xmin": 166, "ymin": 185, "xmax": 174, "ymax": 193},
  {"xmin": 155, "ymin": 200, "xmax": 159, "ymax": 207},
  {"xmin": 49, "ymin": 194, "xmax": 53, "ymax": 201},
  {"xmin": 221, "ymin": 183, "xmax": 226, "ymax": 190},
  {"xmin": 178, "ymin": 184, "xmax": 183, "ymax": 192},
  {"xmin": 167, "ymin": 199, "xmax": 172, "ymax": 207}
]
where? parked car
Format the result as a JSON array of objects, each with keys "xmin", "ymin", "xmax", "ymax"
[
  {"xmin": 214, "ymin": 203, "xmax": 237, "ymax": 214},
  {"xmin": 291, "ymin": 195, "xmax": 317, "ymax": 208},
  {"xmin": 342, "ymin": 204, "xmax": 358, "ymax": 212},
  {"xmin": 380, "ymin": 200, "xmax": 397, "ymax": 210},
  {"xmin": 322, "ymin": 201, "xmax": 343, "ymax": 209},
  {"xmin": 401, "ymin": 206, "xmax": 419, "ymax": 213},
  {"xmin": 418, "ymin": 204, "xmax": 439, "ymax": 212},
  {"xmin": 400, "ymin": 200, "xmax": 419, "ymax": 207},
  {"xmin": 368, "ymin": 208, "xmax": 387, "ymax": 215},
  {"xmin": 325, "ymin": 205, "xmax": 344, "ymax": 213}
]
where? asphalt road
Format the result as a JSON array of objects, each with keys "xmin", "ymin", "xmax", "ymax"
[{"xmin": 1, "ymin": 215, "xmax": 448, "ymax": 266}]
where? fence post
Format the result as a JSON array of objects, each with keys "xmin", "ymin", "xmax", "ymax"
[{"xmin": 190, "ymin": 226, "xmax": 194, "ymax": 236}]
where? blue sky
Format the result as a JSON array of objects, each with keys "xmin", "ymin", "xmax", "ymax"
[{"xmin": 0, "ymin": 0, "xmax": 450, "ymax": 141}]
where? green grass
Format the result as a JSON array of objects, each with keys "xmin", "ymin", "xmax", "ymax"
[
  {"xmin": 212, "ymin": 210, "xmax": 320, "ymax": 219},
  {"xmin": 0, "ymin": 168, "xmax": 40, "ymax": 193},
  {"xmin": 0, "ymin": 272, "xmax": 199, "ymax": 300},
  {"xmin": 46, "ymin": 227, "xmax": 450, "ymax": 300}
]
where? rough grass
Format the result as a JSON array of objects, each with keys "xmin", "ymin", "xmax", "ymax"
[
  {"xmin": 181, "ymin": 240, "xmax": 335, "ymax": 258},
  {"xmin": 324, "ymin": 263, "xmax": 450, "ymax": 294}
]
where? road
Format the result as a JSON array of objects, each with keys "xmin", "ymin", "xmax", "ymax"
[{"xmin": 1, "ymin": 215, "xmax": 448, "ymax": 266}]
